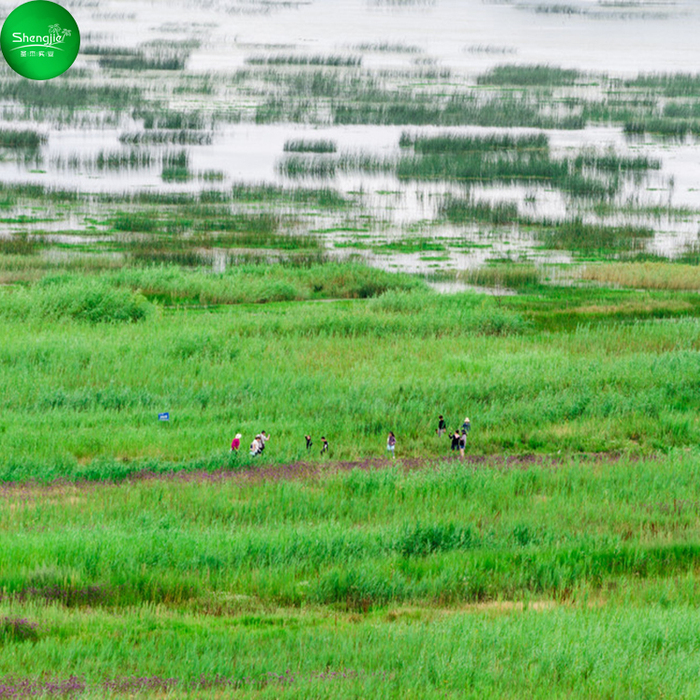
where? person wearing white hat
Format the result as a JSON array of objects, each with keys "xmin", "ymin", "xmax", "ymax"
[{"xmin": 230, "ymin": 433, "xmax": 242, "ymax": 452}]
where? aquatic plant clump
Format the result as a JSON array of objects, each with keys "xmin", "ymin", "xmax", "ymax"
[
  {"xmin": 247, "ymin": 54, "xmax": 362, "ymax": 67},
  {"xmin": 540, "ymin": 218, "xmax": 654, "ymax": 252},
  {"xmin": 625, "ymin": 72, "xmax": 700, "ymax": 96},
  {"xmin": 476, "ymin": 64, "xmax": 583, "ymax": 86},
  {"xmin": 399, "ymin": 132, "xmax": 549, "ymax": 153},
  {"xmin": 278, "ymin": 132, "xmax": 647, "ymax": 202},
  {"xmin": 119, "ymin": 130, "xmax": 212, "ymax": 146},
  {"xmin": 283, "ymin": 139, "xmax": 337, "ymax": 153},
  {"xmin": 99, "ymin": 54, "xmax": 188, "ymax": 71},
  {"xmin": 0, "ymin": 129, "xmax": 45, "ymax": 149}
]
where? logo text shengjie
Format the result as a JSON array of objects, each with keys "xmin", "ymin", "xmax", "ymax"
[{"xmin": 11, "ymin": 24, "xmax": 72, "ymax": 51}]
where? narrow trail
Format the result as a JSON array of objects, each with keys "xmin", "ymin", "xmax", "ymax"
[
  {"xmin": 0, "ymin": 451, "xmax": 642, "ymax": 495},
  {"xmin": 198, "ymin": 451, "xmax": 632, "ymax": 486}
]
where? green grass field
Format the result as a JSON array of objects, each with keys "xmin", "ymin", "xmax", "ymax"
[
  {"xmin": 1, "ymin": 23, "xmax": 700, "ymax": 694},
  {"xmin": 2, "ymin": 265, "xmax": 700, "ymax": 477},
  {"xmin": 0, "ymin": 259, "xmax": 699, "ymax": 696},
  {"xmin": 3, "ymin": 454, "xmax": 700, "ymax": 697}
]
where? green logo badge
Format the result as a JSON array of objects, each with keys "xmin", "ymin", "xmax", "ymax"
[{"xmin": 1, "ymin": 1, "xmax": 80, "ymax": 80}]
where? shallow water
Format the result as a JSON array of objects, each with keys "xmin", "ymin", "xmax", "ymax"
[
  {"xmin": 1, "ymin": 0, "xmax": 699, "ymax": 271},
  {"xmin": 145, "ymin": 0, "xmax": 700, "ymax": 76}
]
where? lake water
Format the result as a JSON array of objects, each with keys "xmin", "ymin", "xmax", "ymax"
[{"xmin": 1, "ymin": 0, "xmax": 699, "ymax": 271}]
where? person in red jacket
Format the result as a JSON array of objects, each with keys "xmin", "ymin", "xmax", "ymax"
[{"xmin": 230, "ymin": 433, "xmax": 241, "ymax": 451}]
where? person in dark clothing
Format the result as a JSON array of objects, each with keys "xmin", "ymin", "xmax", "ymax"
[
  {"xmin": 321, "ymin": 436, "xmax": 329, "ymax": 454},
  {"xmin": 437, "ymin": 415, "xmax": 446, "ymax": 437},
  {"xmin": 450, "ymin": 431, "xmax": 460, "ymax": 451},
  {"xmin": 305, "ymin": 435, "xmax": 313, "ymax": 450}
]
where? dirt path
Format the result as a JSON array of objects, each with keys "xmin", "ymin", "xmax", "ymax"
[{"xmin": 0, "ymin": 451, "xmax": 641, "ymax": 495}]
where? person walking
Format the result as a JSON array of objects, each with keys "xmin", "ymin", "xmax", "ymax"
[
  {"xmin": 305, "ymin": 435, "xmax": 313, "ymax": 450},
  {"xmin": 259, "ymin": 431, "xmax": 270, "ymax": 453},
  {"xmin": 459, "ymin": 429, "xmax": 467, "ymax": 459},
  {"xmin": 230, "ymin": 433, "xmax": 241, "ymax": 452},
  {"xmin": 462, "ymin": 417, "xmax": 471, "ymax": 434},
  {"xmin": 450, "ymin": 430, "xmax": 460, "ymax": 452},
  {"xmin": 320, "ymin": 436, "xmax": 329, "ymax": 455},
  {"xmin": 387, "ymin": 431, "xmax": 396, "ymax": 459},
  {"xmin": 437, "ymin": 415, "xmax": 446, "ymax": 437}
]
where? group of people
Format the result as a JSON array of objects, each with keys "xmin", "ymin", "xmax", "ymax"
[
  {"xmin": 438, "ymin": 415, "xmax": 471, "ymax": 458},
  {"xmin": 229, "ymin": 415, "xmax": 471, "ymax": 460},
  {"xmin": 305, "ymin": 435, "xmax": 329, "ymax": 454},
  {"xmin": 230, "ymin": 431, "xmax": 270, "ymax": 456}
]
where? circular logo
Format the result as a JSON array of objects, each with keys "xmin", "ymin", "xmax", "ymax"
[{"xmin": 1, "ymin": 1, "xmax": 80, "ymax": 80}]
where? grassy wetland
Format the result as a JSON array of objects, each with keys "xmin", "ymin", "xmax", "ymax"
[{"xmin": 2, "ymin": 0, "xmax": 700, "ymax": 696}]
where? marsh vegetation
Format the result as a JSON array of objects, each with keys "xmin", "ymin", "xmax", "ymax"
[{"xmin": 2, "ymin": 1, "xmax": 700, "ymax": 696}]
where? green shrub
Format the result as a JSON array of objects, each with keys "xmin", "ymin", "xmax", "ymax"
[{"xmin": 1, "ymin": 279, "xmax": 151, "ymax": 324}]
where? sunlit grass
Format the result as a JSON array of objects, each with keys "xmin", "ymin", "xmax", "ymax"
[{"xmin": 582, "ymin": 262, "xmax": 700, "ymax": 290}]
